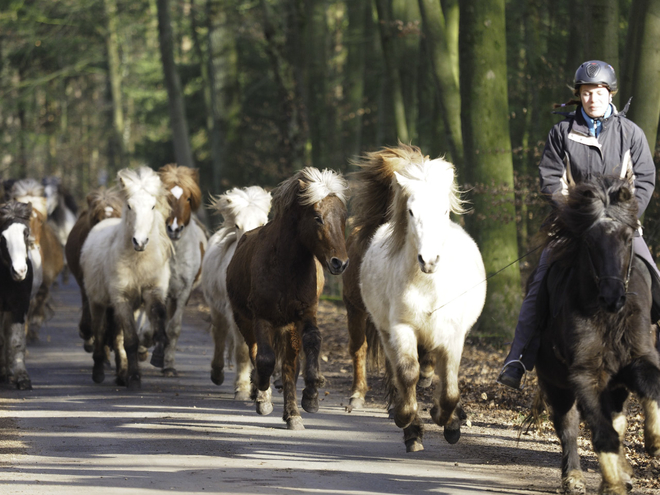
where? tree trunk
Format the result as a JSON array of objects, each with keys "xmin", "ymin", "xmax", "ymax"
[
  {"xmin": 459, "ymin": 0, "xmax": 521, "ymax": 336},
  {"xmin": 417, "ymin": 0, "xmax": 463, "ymax": 169},
  {"xmin": 621, "ymin": 0, "xmax": 646, "ymax": 103},
  {"xmin": 156, "ymin": 0, "xmax": 194, "ymax": 168},
  {"xmin": 103, "ymin": 0, "xmax": 127, "ymax": 174},
  {"xmin": 584, "ymin": 0, "xmax": 619, "ymax": 106},
  {"xmin": 374, "ymin": 0, "xmax": 409, "ymax": 142}
]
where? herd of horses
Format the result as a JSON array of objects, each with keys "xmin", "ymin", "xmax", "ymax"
[{"xmin": 0, "ymin": 144, "xmax": 659, "ymax": 495}]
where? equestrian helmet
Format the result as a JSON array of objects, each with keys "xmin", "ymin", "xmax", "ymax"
[{"xmin": 573, "ymin": 60, "xmax": 618, "ymax": 95}]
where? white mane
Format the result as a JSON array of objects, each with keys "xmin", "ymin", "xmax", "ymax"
[
  {"xmin": 299, "ymin": 168, "xmax": 348, "ymax": 207},
  {"xmin": 9, "ymin": 179, "xmax": 48, "ymax": 218},
  {"xmin": 209, "ymin": 185, "xmax": 272, "ymax": 227}
]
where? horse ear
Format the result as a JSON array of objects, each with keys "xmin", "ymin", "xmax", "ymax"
[
  {"xmin": 393, "ymin": 171, "xmax": 410, "ymax": 188},
  {"xmin": 298, "ymin": 179, "xmax": 307, "ymax": 191}
]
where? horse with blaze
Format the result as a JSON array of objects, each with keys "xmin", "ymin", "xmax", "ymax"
[
  {"xmin": 346, "ymin": 144, "xmax": 486, "ymax": 452},
  {"xmin": 81, "ymin": 167, "xmax": 172, "ymax": 389},
  {"xmin": 203, "ymin": 185, "xmax": 271, "ymax": 399},
  {"xmin": 534, "ymin": 176, "xmax": 660, "ymax": 495},
  {"xmin": 226, "ymin": 168, "xmax": 348, "ymax": 429},
  {"xmin": 0, "ymin": 201, "xmax": 34, "ymax": 389}
]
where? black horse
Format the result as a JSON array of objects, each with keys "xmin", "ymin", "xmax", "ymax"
[{"xmin": 535, "ymin": 176, "xmax": 660, "ymax": 495}]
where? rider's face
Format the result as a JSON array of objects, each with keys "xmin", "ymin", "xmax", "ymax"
[{"xmin": 580, "ymin": 84, "xmax": 611, "ymax": 118}]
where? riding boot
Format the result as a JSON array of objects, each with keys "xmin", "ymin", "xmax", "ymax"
[{"xmin": 498, "ymin": 246, "xmax": 551, "ymax": 390}]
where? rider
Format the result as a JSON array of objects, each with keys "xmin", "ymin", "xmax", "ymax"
[{"xmin": 497, "ymin": 60, "xmax": 660, "ymax": 390}]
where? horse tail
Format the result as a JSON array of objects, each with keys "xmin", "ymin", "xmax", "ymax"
[
  {"xmin": 518, "ymin": 390, "xmax": 548, "ymax": 443},
  {"xmin": 365, "ymin": 317, "xmax": 384, "ymax": 370},
  {"xmin": 349, "ymin": 143, "xmax": 424, "ymax": 253}
]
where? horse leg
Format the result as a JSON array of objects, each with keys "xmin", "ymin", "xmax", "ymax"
[
  {"xmin": 230, "ymin": 324, "xmax": 252, "ymax": 401},
  {"xmin": 610, "ymin": 388, "xmax": 633, "ymax": 491},
  {"xmin": 621, "ymin": 356, "xmax": 660, "ymax": 457},
  {"xmin": 6, "ymin": 317, "xmax": 31, "ymax": 390},
  {"xmin": 210, "ymin": 308, "xmax": 229, "ymax": 386},
  {"xmin": 403, "ymin": 413, "xmax": 424, "ymax": 452},
  {"xmin": 300, "ymin": 317, "xmax": 324, "ymax": 414},
  {"xmin": 27, "ymin": 284, "xmax": 48, "ymax": 343},
  {"xmin": 430, "ymin": 343, "xmax": 465, "ymax": 444},
  {"xmin": 145, "ymin": 292, "xmax": 168, "ymax": 369},
  {"xmin": 162, "ymin": 293, "xmax": 186, "ymax": 376},
  {"xmin": 78, "ymin": 289, "xmax": 95, "ymax": 353},
  {"xmin": 253, "ymin": 318, "xmax": 276, "ymax": 392},
  {"xmin": 283, "ymin": 326, "xmax": 304, "ymax": 430},
  {"xmin": 90, "ymin": 303, "xmax": 107, "ymax": 384},
  {"xmin": 381, "ymin": 324, "xmax": 419, "ymax": 430},
  {"xmin": 418, "ymin": 345, "xmax": 436, "ymax": 389},
  {"xmin": 114, "ymin": 301, "xmax": 141, "ymax": 390},
  {"xmin": 345, "ymin": 298, "xmax": 368, "ymax": 410},
  {"xmin": 642, "ymin": 398, "xmax": 660, "ymax": 457},
  {"xmin": 0, "ymin": 318, "xmax": 7, "ymax": 383}
]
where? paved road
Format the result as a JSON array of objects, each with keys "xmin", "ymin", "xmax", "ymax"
[{"xmin": 0, "ymin": 280, "xmax": 566, "ymax": 495}]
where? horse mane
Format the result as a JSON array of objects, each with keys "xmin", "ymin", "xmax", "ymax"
[
  {"xmin": 545, "ymin": 176, "xmax": 639, "ymax": 265},
  {"xmin": 271, "ymin": 167, "xmax": 347, "ymax": 220},
  {"xmin": 349, "ymin": 143, "xmax": 464, "ymax": 254},
  {"xmin": 42, "ymin": 176, "xmax": 79, "ymax": 215},
  {"xmin": 208, "ymin": 186, "xmax": 272, "ymax": 227},
  {"xmin": 8, "ymin": 179, "xmax": 49, "ymax": 218},
  {"xmin": 0, "ymin": 200, "xmax": 32, "ymax": 229},
  {"xmin": 117, "ymin": 167, "xmax": 173, "ymax": 252},
  {"xmin": 86, "ymin": 187, "xmax": 123, "ymax": 226},
  {"xmin": 158, "ymin": 164, "xmax": 203, "ymax": 211}
]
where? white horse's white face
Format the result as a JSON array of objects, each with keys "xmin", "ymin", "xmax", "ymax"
[
  {"xmin": 233, "ymin": 205, "xmax": 270, "ymax": 240},
  {"xmin": 125, "ymin": 189, "xmax": 158, "ymax": 251},
  {"xmin": 2, "ymin": 222, "xmax": 30, "ymax": 281},
  {"xmin": 396, "ymin": 172, "xmax": 452, "ymax": 274}
]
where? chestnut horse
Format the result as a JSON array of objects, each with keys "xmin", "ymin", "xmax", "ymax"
[
  {"xmin": 8, "ymin": 179, "xmax": 64, "ymax": 342},
  {"xmin": 139, "ymin": 164, "xmax": 207, "ymax": 375},
  {"xmin": 0, "ymin": 201, "xmax": 34, "ymax": 389},
  {"xmin": 65, "ymin": 187, "xmax": 123, "ymax": 352},
  {"xmin": 226, "ymin": 167, "xmax": 348, "ymax": 429}
]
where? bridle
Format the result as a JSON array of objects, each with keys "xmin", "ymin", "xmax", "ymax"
[{"xmin": 583, "ymin": 233, "xmax": 635, "ymax": 293}]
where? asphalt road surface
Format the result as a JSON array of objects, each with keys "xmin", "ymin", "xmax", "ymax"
[{"xmin": 0, "ymin": 279, "xmax": 570, "ymax": 495}]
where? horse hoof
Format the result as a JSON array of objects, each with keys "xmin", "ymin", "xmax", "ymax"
[
  {"xmin": 115, "ymin": 376, "xmax": 126, "ymax": 387},
  {"xmin": 287, "ymin": 417, "xmax": 305, "ymax": 430},
  {"xmin": 273, "ymin": 377, "xmax": 283, "ymax": 390},
  {"xmin": 562, "ymin": 471, "xmax": 586, "ymax": 495},
  {"xmin": 348, "ymin": 397, "xmax": 365, "ymax": 411},
  {"xmin": 302, "ymin": 390, "xmax": 319, "ymax": 413},
  {"xmin": 256, "ymin": 401, "xmax": 273, "ymax": 416},
  {"xmin": 16, "ymin": 378, "xmax": 32, "ymax": 390},
  {"xmin": 127, "ymin": 376, "xmax": 141, "ymax": 391},
  {"xmin": 394, "ymin": 410, "xmax": 415, "ymax": 429},
  {"xmin": 92, "ymin": 370, "xmax": 105, "ymax": 384},
  {"xmin": 388, "ymin": 407, "xmax": 395, "ymax": 420},
  {"xmin": 138, "ymin": 346, "xmax": 148, "ymax": 362},
  {"xmin": 83, "ymin": 340, "xmax": 94, "ymax": 353},
  {"xmin": 405, "ymin": 439, "xmax": 424, "ymax": 452},
  {"xmin": 150, "ymin": 346, "xmax": 164, "ymax": 368},
  {"xmin": 211, "ymin": 368, "xmax": 225, "ymax": 386},
  {"xmin": 162, "ymin": 368, "xmax": 177, "ymax": 377},
  {"xmin": 235, "ymin": 390, "xmax": 251, "ymax": 401},
  {"xmin": 443, "ymin": 426, "xmax": 461, "ymax": 444},
  {"xmin": 417, "ymin": 375, "xmax": 433, "ymax": 388},
  {"xmin": 598, "ymin": 482, "xmax": 628, "ymax": 495}
]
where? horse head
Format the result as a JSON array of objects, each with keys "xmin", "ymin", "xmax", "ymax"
[
  {"xmin": 210, "ymin": 185, "xmax": 271, "ymax": 240},
  {"xmin": 0, "ymin": 201, "xmax": 32, "ymax": 281},
  {"xmin": 282, "ymin": 168, "xmax": 349, "ymax": 276},
  {"xmin": 554, "ymin": 177, "xmax": 638, "ymax": 313},
  {"xmin": 118, "ymin": 167, "xmax": 171, "ymax": 252},
  {"xmin": 392, "ymin": 158, "xmax": 465, "ymax": 274},
  {"xmin": 158, "ymin": 164, "xmax": 202, "ymax": 241},
  {"xmin": 86, "ymin": 187, "xmax": 123, "ymax": 228}
]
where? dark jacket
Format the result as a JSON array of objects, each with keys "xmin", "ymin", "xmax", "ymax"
[{"xmin": 538, "ymin": 102, "xmax": 655, "ymax": 218}]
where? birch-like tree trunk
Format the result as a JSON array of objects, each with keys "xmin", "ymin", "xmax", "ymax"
[{"xmin": 104, "ymin": 0, "xmax": 127, "ymax": 172}]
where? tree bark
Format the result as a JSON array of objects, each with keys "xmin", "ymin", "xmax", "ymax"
[
  {"xmin": 459, "ymin": 0, "xmax": 521, "ymax": 337},
  {"xmin": 417, "ymin": 0, "xmax": 463, "ymax": 169},
  {"xmin": 156, "ymin": 0, "xmax": 194, "ymax": 168},
  {"xmin": 584, "ymin": 0, "xmax": 619, "ymax": 105}
]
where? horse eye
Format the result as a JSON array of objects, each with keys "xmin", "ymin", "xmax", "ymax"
[
  {"xmin": 235, "ymin": 224, "xmax": 241, "ymax": 231},
  {"xmin": 408, "ymin": 209, "xmax": 413, "ymax": 217},
  {"xmin": 127, "ymin": 205, "xmax": 132, "ymax": 210},
  {"xmin": 187, "ymin": 197, "xmax": 191, "ymax": 203},
  {"xmin": 315, "ymin": 216, "xmax": 324, "ymax": 225},
  {"xmin": 152, "ymin": 205, "xmax": 155, "ymax": 210}
]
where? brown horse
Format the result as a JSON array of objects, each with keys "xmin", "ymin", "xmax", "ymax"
[
  {"xmin": 8, "ymin": 179, "xmax": 64, "ymax": 342},
  {"xmin": 226, "ymin": 167, "xmax": 349, "ymax": 430},
  {"xmin": 65, "ymin": 187, "xmax": 123, "ymax": 351}
]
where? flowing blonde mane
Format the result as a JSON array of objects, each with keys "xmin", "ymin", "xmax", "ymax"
[
  {"xmin": 8, "ymin": 179, "xmax": 48, "ymax": 218},
  {"xmin": 209, "ymin": 186, "xmax": 272, "ymax": 227},
  {"xmin": 349, "ymin": 144, "xmax": 464, "ymax": 254},
  {"xmin": 271, "ymin": 167, "xmax": 347, "ymax": 220},
  {"xmin": 158, "ymin": 164, "xmax": 203, "ymax": 211},
  {"xmin": 86, "ymin": 187, "xmax": 123, "ymax": 226}
]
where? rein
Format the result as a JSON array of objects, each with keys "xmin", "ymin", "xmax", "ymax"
[{"xmin": 583, "ymin": 236, "xmax": 635, "ymax": 293}]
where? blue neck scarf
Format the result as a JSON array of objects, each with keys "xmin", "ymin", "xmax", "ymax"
[{"xmin": 581, "ymin": 104, "xmax": 613, "ymax": 137}]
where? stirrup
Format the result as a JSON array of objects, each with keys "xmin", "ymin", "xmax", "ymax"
[{"xmin": 497, "ymin": 358, "xmax": 529, "ymax": 390}]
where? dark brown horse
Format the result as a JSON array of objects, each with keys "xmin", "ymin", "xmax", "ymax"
[
  {"xmin": 226, "ymin": 167, "xmax": 349, "ymax": 430},
  {"xmin": 65, "ymin": 187, "xmax": 123, "ymax": 351},
  {"xmin": 535, "ymin": 177, "xmax": 660, "ymax": 494}
]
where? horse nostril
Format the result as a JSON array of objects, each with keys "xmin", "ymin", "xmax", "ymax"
[{"xmin": 418, "ymin": 254, "xmax": 424, "ymax": 265}]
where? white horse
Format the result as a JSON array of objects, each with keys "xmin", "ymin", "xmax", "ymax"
[
  {"xmin": 136, "ymin": 164, "xmax": 208, "ymax": 376},
  {"xmin": 356, "ymin": 144, "xmax": 486, "ymax": 452},
  {"xmin": 202, "ymin": 186, "xmax": 271, "ymax": 399},
  {"xmin": 81, "ymin": 167, "xmax": 173, "ymax": 389}
]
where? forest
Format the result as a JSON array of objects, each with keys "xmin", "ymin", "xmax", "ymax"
[{"xmin": 1, "ymin": 0, "xmax": 659, "ymax": 336}]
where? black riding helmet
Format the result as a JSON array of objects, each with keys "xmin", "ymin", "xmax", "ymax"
[{"xmin": 573, "ymin": 60, "xmax": 618, "ymax": 95}]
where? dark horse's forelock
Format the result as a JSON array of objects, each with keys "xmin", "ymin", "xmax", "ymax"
[
  {"xmin": 0, "ymin": 201, "xmax": 32, "ymax": 230},
  {"xmin": 546, "ymin": 176, "xmax": 638, "ymax": 263}
]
